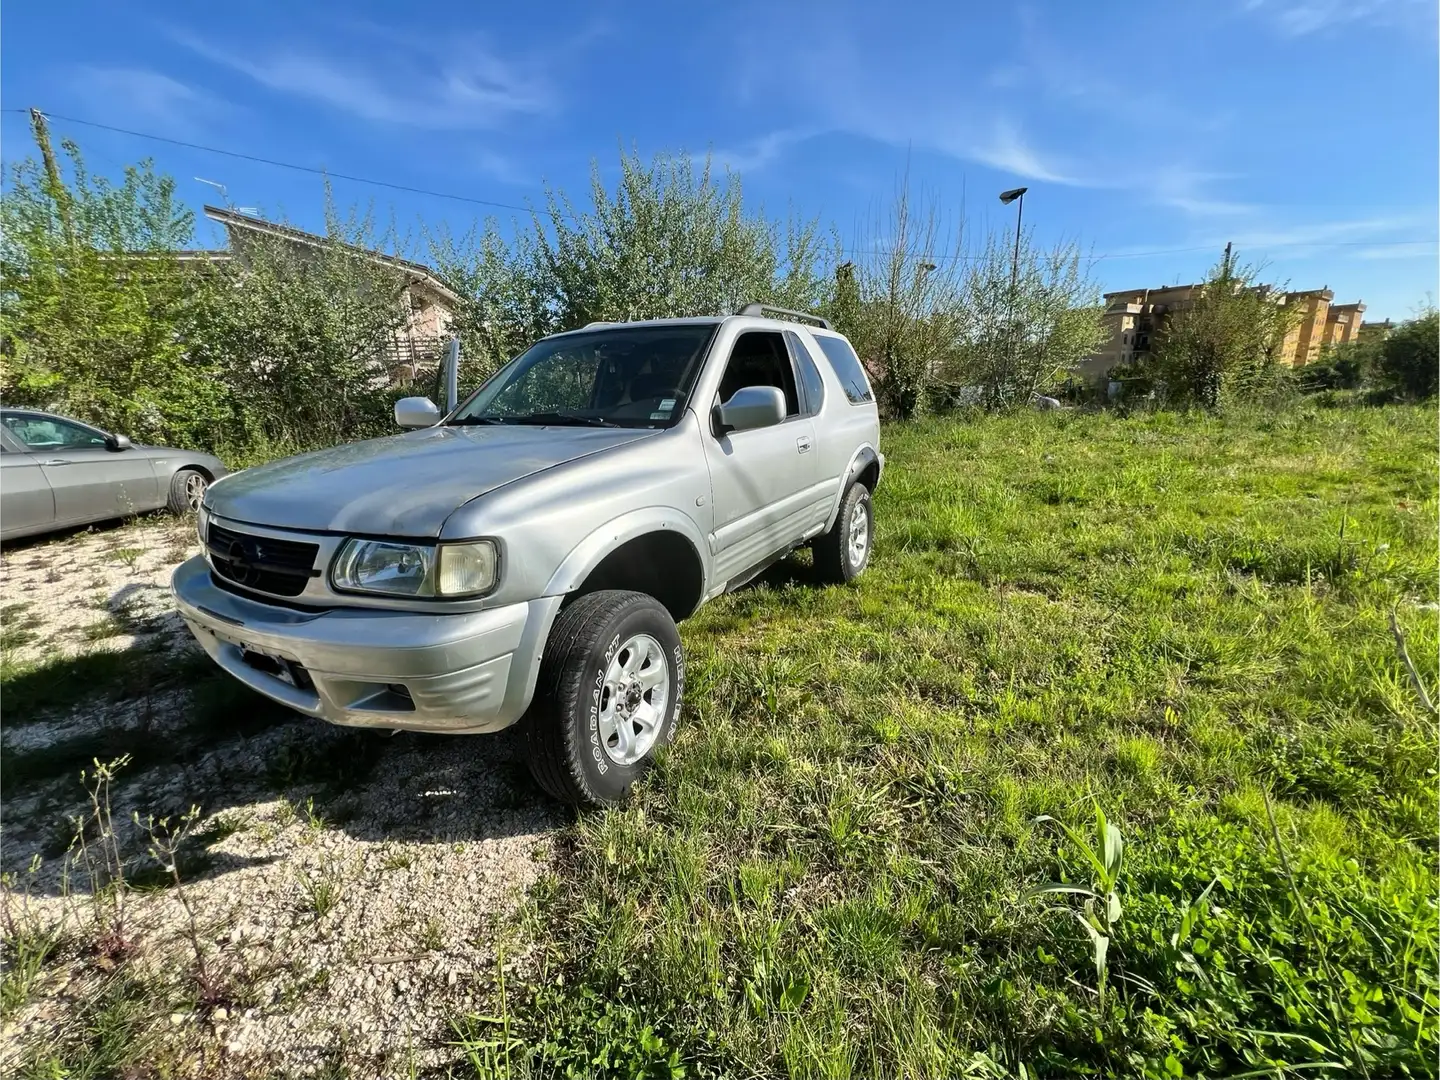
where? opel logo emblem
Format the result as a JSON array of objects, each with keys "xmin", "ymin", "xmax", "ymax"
[{"xmin": 228, "ymin": 540, "xmax": 256, "ymax": 584}]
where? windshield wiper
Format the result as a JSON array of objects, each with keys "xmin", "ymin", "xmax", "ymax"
[
  {"xmin": 504, "ymin": 411, "xmax": 622, "ymax": 428},
  {"xmin": 448, "ymin": 415, "xmax": 508, "ymax": 426}
]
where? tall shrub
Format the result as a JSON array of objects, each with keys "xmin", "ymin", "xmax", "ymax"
[
  {"xmin": 1372, "ymin": 308, "xmax": 1438, "ymax": 400},
  {"xmin": 192, "ymin": 203, "xmax": 422, "ymax": 456},
  {"xmin": 1148, "ymin": 260, "xmax": 1295, "ymax": 408},
  {"xmin": 0, "ymin": 138, "xmax": 224, "ymax": 445},
  {"xmin": 947, "ymin": 232, "xmax": 1105, "ymax": 410},
  {"xmin": 828, "ymin": 179, "xmax": 967, "ymax": 419},
  {"xmin": 531, "ymin": 151, "xmax": 825, "ymax": 328}
]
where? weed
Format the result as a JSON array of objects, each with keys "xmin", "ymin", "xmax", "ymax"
[
  {"xmin": 1024, "ymin": 801, "xmax": 1125, "ymax": 1004},
  {"xmin": 81, "ymin": 616, "xmax": 126, "ymax": 642},
  {"xmin": 382, "ymin": 848, "xmax": 415, "ymax": 872},
  {"xmin": 109, "ymin": 547, "xmax": 145, "ymax": 572},
  {"xmin": 300, "ymin": 871, "xmax": 343, "ymax": 918},
  {"xmin": 413, "ymin": 916, "xmax": 446, "ymax": 953}
]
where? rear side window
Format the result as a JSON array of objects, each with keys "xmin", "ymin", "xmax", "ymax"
[
  {"xmin": 813, "ymin": 336, "xmax": 874, "ymax": 405},
  {"xmin": 785, "ymin": 331, "xmax": 826, "ymax": 416}
]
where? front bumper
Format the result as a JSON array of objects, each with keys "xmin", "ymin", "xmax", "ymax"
[{"xmin": 171, "ymin": 556, "xmax": 561, "ymax": 733}]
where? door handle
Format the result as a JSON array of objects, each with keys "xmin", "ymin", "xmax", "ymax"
[
  {"xmin": 40, "ymin": 459, "xmax": 72, "ymax": 466},
  {"xmin": 796, "ymin": 436, "xmax": 813, "ymax": 454}
]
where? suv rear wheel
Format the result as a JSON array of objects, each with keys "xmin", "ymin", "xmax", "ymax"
[
  {"xmin": 814, "ymin": 481, "xmax": 873, "ymax": 584},
  {"xmin": 523, "ymin": 589, "xmax": 684, "ymax": 806}
]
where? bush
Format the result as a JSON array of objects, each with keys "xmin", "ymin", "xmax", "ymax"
[{"xmin": 1372, "ymin": 309, "xmax": 1438, "ymax": 400}]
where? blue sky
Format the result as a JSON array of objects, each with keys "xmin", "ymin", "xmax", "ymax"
[{"xmin": 3, "ymin": 0, "xmax": 1437, "ymax": 319}]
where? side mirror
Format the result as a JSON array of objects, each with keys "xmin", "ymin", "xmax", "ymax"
[
  {"xmin": 714, "ymin": 386, "xmax": 786, "ymax": 435},
  {"xmin": 395, "ymin": 396, "xmax": 442, "ymax": 429},
  {"xmin": 107, "ymin": 433, "xmax": 133, "ymax": 451}
]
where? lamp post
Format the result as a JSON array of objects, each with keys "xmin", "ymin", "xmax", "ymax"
[
  {"xmin": 998, "ymin": 187, "xmax": 1027, "ymax": 294},
  {"xmin": 998, "ymin": 187, "xmax": 1029, "ymax": 403}
]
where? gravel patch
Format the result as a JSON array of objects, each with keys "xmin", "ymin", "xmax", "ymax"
[{"xmin": 1, "ymin": 518, "xmax": 562, "ymax": 1076}]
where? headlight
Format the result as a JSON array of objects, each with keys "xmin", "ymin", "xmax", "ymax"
[
  {"xmin": 330, "ymin": 539, "xmax": 498, "ymax": 598},
  {"xmin": 196, "ymin": 504, "xmax": 210, "ymax": 546}
]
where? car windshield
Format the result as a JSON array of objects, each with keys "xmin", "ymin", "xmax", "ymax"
[{"xmin": 449, "ymin": 324, "xmax": 718, "ymax": 429}]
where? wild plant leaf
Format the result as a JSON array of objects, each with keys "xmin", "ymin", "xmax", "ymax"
[
  {"xmin": 1034, "ymin": 813, "xmax": 1107, "ymax": 883},
  {"xmin": 1021, "ymin": 882, "xmax": 1100, "ymax": 903},
  {"xmin": 1101, "ymin": 820, "xmax": 1123, "ymax": 882},
  {"xmin": 779, "ymin": 978, "xmax": 810, "ymax": 1011},
  {"xmin": 1106, "ymin": 890, "xmax": 1122, "ymax": 925},
  {"xmin": 1174, "ymin": 876, "xmax": 1220, "ymax": 947}
]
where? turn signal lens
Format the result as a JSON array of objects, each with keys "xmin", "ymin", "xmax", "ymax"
[{"xmin": 436, "ymin": 541, "xmax": 498, "ymax": 597}]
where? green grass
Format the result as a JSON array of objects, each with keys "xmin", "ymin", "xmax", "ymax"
[{"xmin": 466, "ymin": 405, "xmax": 1438, "ymax": 1078}]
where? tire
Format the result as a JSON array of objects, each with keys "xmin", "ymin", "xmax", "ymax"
[
  {"xmin": 814, "ymin": 481, "xmax": 873, "ymax": 584},
  {"xmin": 167, "ymin": 468, "xmax": 209, "ymax": 515},
  {"xmin": 523, "ymin": 589, "xmax": 684, "ymax": 806}
]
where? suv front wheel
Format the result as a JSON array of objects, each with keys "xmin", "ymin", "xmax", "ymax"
[
  {"xmin": 814, "ymin": 481, "xmax": 873, "ymax": 584},
  {"xmin": 523, "ymin": 589, "xmax": 684, "ymax": 806}
]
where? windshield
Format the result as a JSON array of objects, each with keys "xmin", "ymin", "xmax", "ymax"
[{"xmin": 449, "ymin": 324, "xmax": 718, "ymax": 429}]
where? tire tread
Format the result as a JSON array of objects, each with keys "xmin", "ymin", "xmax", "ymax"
[{"xmin": 523, "ymin": 589, "xmax": 659, "ymax": 805}]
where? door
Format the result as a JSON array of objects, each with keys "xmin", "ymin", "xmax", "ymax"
[
  {"xmin": 0, "ymin": 413, "xmax": 160, "ymax": 526},
  {"xmin": 0, "ymin": 436, "xmax": 56, "ymax": 538},
  {"xmin": 702, "ymin": 330, "xmax": 825, "ymax": 583}
]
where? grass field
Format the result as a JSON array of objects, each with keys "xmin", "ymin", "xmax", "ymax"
[{"xmin": 468, "ymin": 405, "xmax": 1438, "ymax": 1078}]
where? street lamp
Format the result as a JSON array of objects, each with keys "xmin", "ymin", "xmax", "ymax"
[
  {"xmin": 998, "ymin": 187, "xmax": 1029, "ymax": 394},
  {"xmin": 998, "ymin": 187, "xmax": 1028, "ymax": 294}
]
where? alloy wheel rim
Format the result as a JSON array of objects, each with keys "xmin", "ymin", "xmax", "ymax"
[
  {"xmin": 598, "ymin": 633, "xmax": 669, "ymax": 766},
  {"xmin": 848, "ymin": 500, "xmax": 870, "ymax": 567},
  {"xmin": 185, "ymin": 474, "xmax": 208, "ymax": 511}
]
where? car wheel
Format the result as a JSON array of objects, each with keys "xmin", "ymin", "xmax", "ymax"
[
  {"xmin": 523, "ymin": 589, "xmax": 684, "ymax": 806},
  {"xmin": 167, "ymin": 469, "xmax": 209, "ymax": 515},
  {"xmin": 814, "ymin": 481, "xmax": 873, "ymax": 584}
]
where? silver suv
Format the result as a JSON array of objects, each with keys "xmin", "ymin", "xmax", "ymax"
[{"xmin": 172, "ymin": 305, "xmax": 882, "ymax": 804}]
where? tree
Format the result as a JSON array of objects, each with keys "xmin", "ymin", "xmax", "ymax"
[
  {"xmin": 827, "ymin": 178, "xmax": 967, "ymax": 419},
  {"xmin": 0, "ymin": 133, "xmax": 223, "ymax": 446},
  {"xmin": 530, "ymin": 150, "xmax": 825, "ymax": 328},
  {"xmin": 1372, "ymin": 309, "xmax": 1437, "ymax": 400},
  {"xmin": 946, "ymin": 232, "xmax": 1105, "ymax": 410},
  {"xmin": 1147, "ymin": 258, "xmax": 1295, "ymax": 408},
  {"xmin": 191, "ymin": 202, "xmax": 419, "ymax": 455}
]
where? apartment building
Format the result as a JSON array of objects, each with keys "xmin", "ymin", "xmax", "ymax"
[{"xmin": 1080, "ymin": 282, "xmax": 1364, "ymax": 383}]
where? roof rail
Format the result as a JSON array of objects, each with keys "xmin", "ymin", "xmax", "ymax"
[
  {"xmin": 735, "ymin": 303, "xmax": 831, "ymax": 330},
  {"xmin": 582, "ymin": 320, "xmax": 617, "ymax": 329}
]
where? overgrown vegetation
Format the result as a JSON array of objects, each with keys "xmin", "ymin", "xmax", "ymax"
[
  {"xmin": 1146, "ymin": 256, "xmax": 1297, "ymax": 408},
  {"xmin": 2, "ymin": 131, "xmax": 1115, "ymax": 464},
  {"xmin": 463, "ymin": 405, "xmax": 1437, "ymax": 1078}
]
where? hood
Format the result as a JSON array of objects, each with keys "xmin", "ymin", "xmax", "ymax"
[{"xmin": 206, "ymin": 424, "xmax": 658, "ymax": 537}]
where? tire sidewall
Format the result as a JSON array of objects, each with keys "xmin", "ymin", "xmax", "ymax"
[
  {"xmin": 843, "ymin": 486, "xmax": 873, "ymax": 580},
  {"xmin": 170, "ymin": 469, "xmax": 207, "ymax": 514},
  {"xmin": 573, "ymin": 600, "xmax": 684, "ymax": 801}
]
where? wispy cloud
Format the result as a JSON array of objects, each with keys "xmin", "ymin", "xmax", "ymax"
[
  {"xmin": 1224, "ymin": 214, "xmax": 1430, "ymax": 250},
  {"xmin": 1350, "ymin": 241, "xmax": 1440, "ymax": 260},
  {"xmin": 68, "ymin": 66, "xmax": 228, "ymax": 134},
  {"xmin": 1241, "ymin": 0, "xmax": 1431, "ymax": 36},
  {"xmin": 696, "ymin": 130, "xmax": 819, "ymax": 176},
  {"xmin": 173, "ymin": 30, "xmax": 552, "ymax": 129},
  {"xmin": 966, "ymin": 121, "xmax": 1089, "ymax": 186},
  {"xmin": 467, "ymin": 149, "xmax": 530, "ymax": 187}
]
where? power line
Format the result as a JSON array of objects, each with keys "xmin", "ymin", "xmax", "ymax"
[
  {"xmin": 849, "ymin": 239, "xmax": 1438, "ymax": 263},
  {"xmin": 5, "ymin": 108, "xmax": 1437, "ymax": 263},
  {"xmin": 2, "ymin": 108, "xmax": 538, "ymax": 215}
]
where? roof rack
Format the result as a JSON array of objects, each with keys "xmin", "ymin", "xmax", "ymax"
[{"xmin": 735, "ymin": 303, "xmax": 831, "ymax": 330}]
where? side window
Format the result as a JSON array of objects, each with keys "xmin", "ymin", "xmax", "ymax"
[
  {"xmin": 716, "ymin": 331, "xmax": 799, "ymax": 417},
  {"xmin": 2, "ymin": 415, "xmax": 109, "ymax": 450},
  {"xmin": 813, "ymin": 336, "xmax": 874, "ymax": 405},
  {"xmin": 786, "ymin": 331, "xmax": 826, "ymax": 416}
]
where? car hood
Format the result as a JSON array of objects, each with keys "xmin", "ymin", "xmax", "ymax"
[{"xmin": 205, "ymin": 424, "xmax": 658, "ymax": 537}]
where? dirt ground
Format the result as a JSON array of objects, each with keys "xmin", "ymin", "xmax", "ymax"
[{"xmin": 1, "ymin": 515, "xmax": 561, "ymax": 1076}]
